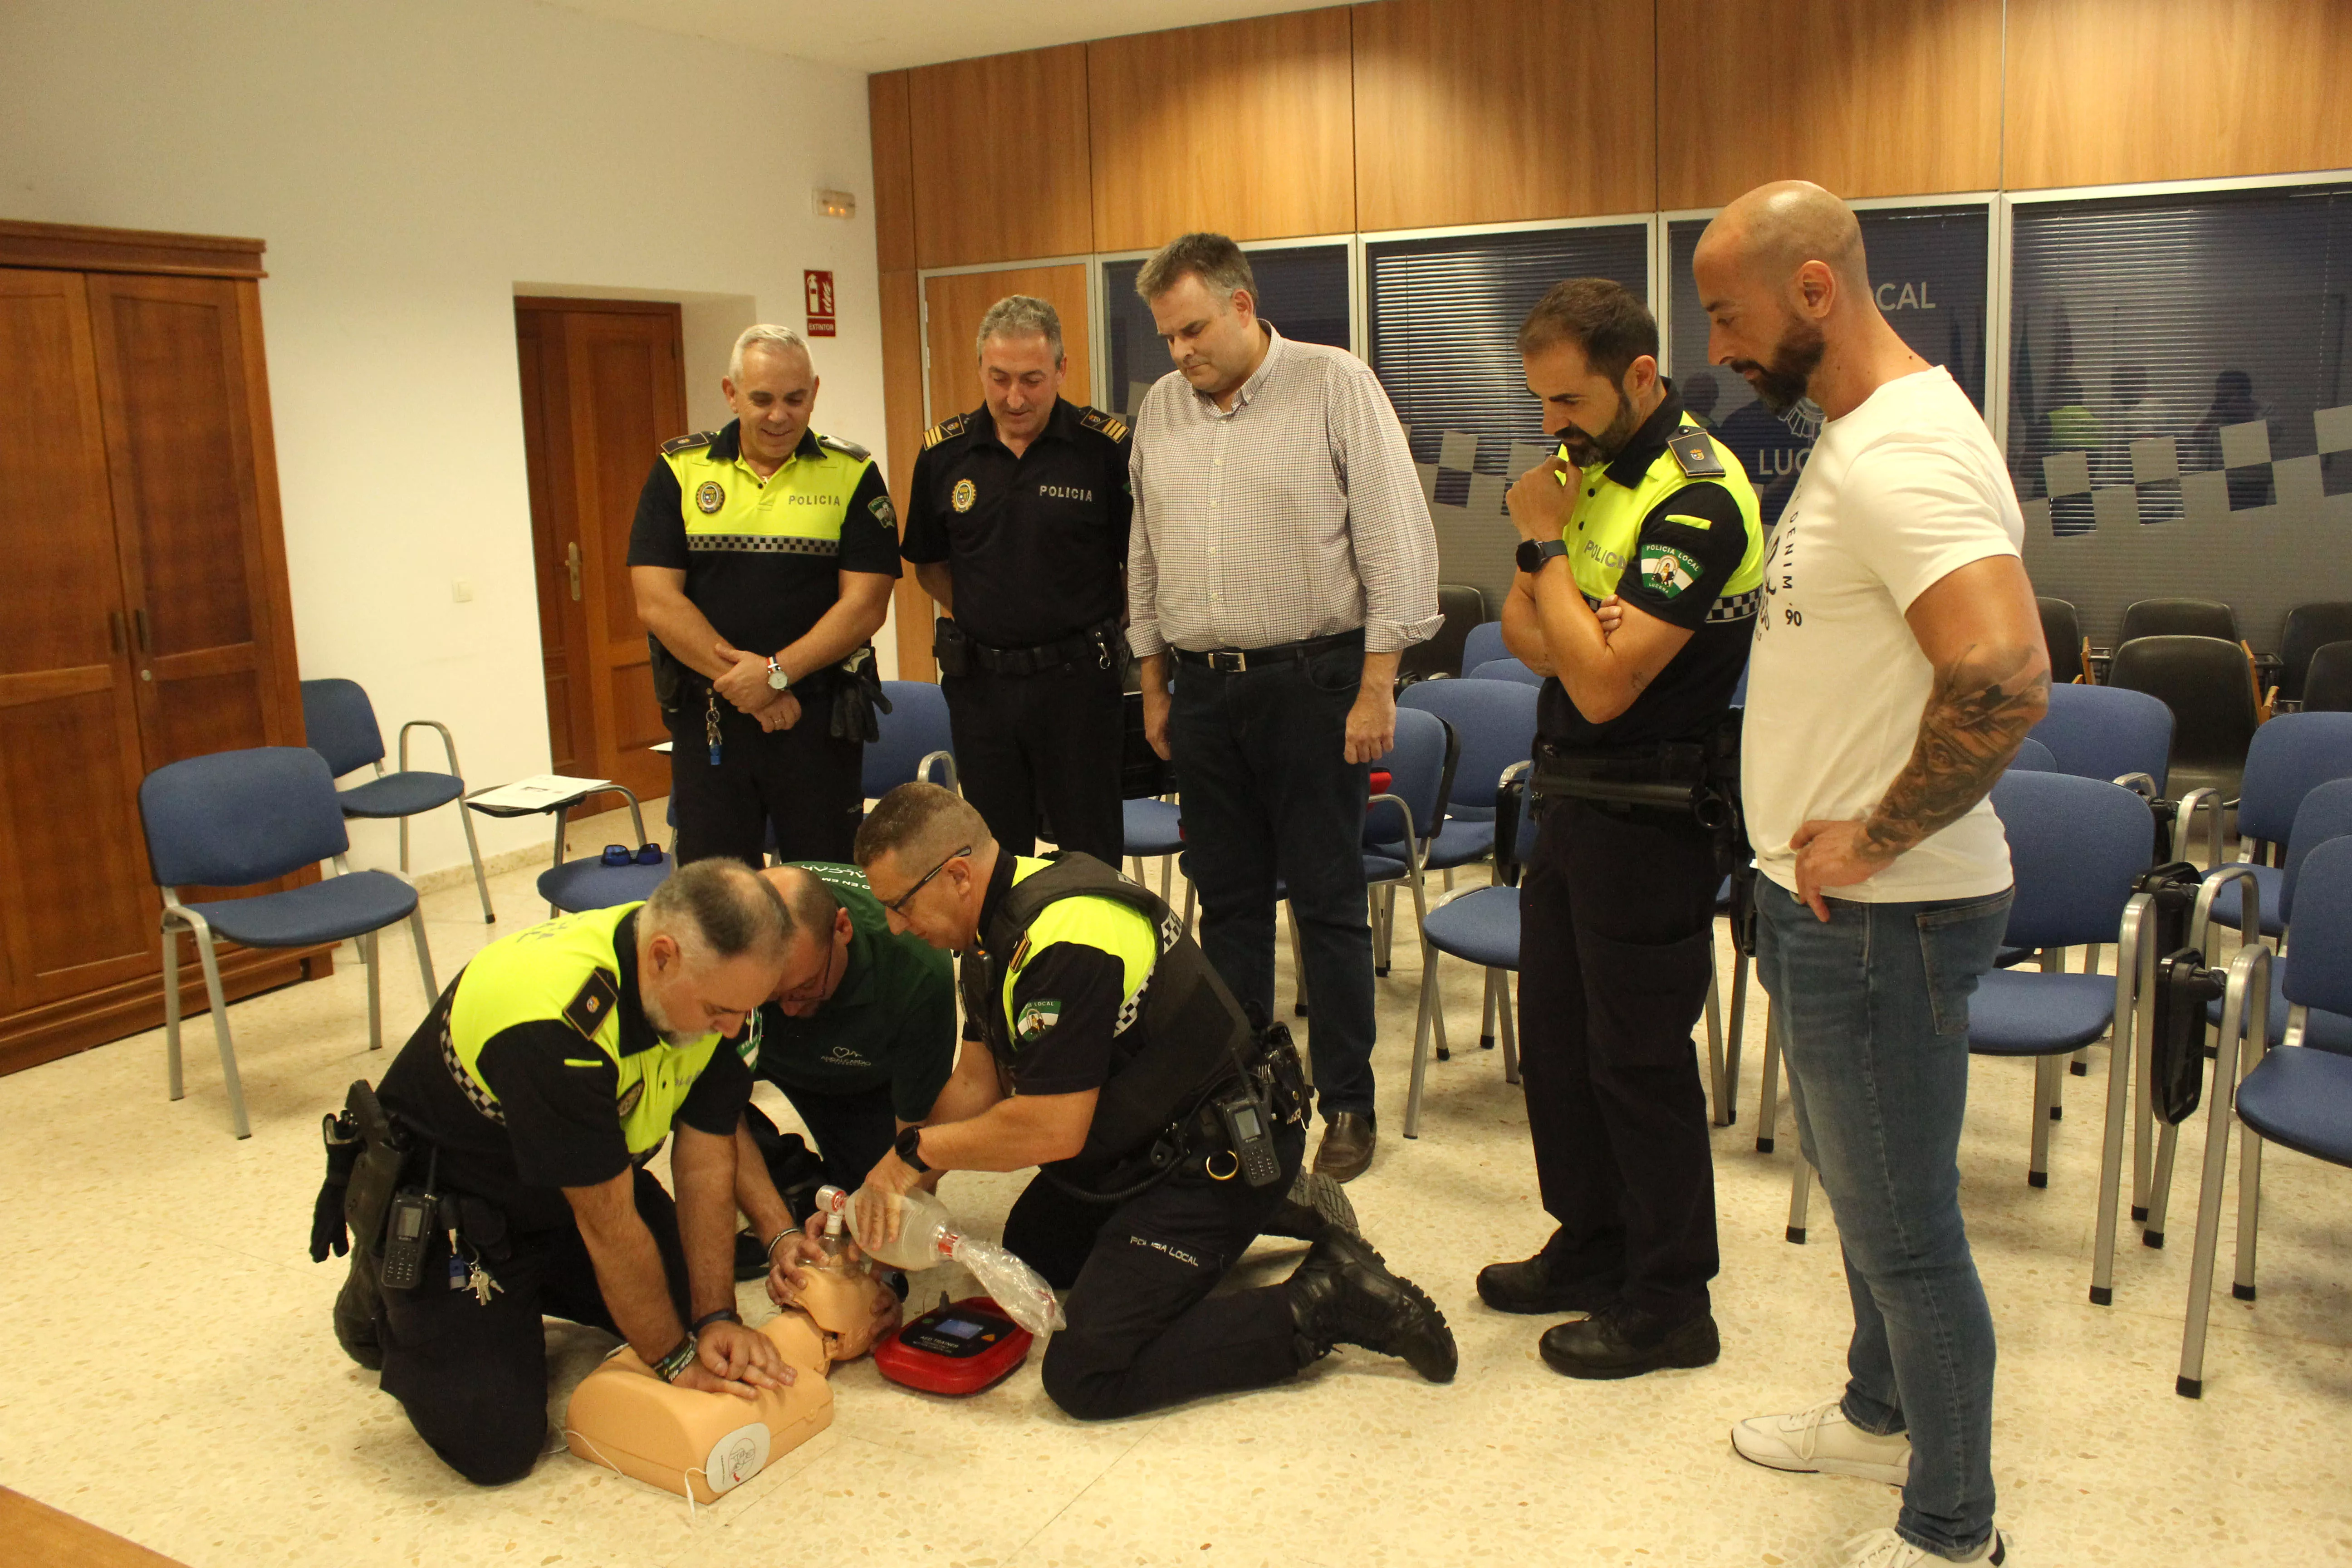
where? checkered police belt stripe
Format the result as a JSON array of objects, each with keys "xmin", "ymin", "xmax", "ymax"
[
  {"xmin": 684, "ymin": 534, "xmax": 840, "ymax": 555},
  {"xmin": 441, "ymin": 1019, "xmax": 505, "ymax": 1124},
  {"xmin": 1707, "ymin": 588, "xmax": 1761, "ymax": 623}
]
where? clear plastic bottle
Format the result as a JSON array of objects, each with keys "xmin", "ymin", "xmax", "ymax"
[{"xmin": 810, "ymin": 1183, "xmax": 1065, "ymax": 1336}]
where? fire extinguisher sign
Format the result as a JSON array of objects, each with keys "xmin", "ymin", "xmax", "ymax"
[{"xmin": 804, "ymin": 270, "xmax": 837, "ymax": 338}]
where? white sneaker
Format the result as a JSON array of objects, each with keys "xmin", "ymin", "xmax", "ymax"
[
  {"xmin": 1730, "ymin": 1397, "xmax": 1911, "ymax": 1485},
  {"xmin": 1841, "ymin": 1525, "xmax": 2006, "ymax": 1565}
]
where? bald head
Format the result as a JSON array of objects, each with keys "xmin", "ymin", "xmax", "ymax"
[
  {"xmin": 761, "ymin": 863, "xmax": 843, "ymax": 938},
  {"xmin": 1698, "ymin": 180, "xmax": 1869, "ymax": 297}
]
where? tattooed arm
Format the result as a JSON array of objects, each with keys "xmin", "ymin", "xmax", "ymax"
[{"xmin": 1789, "ymin": 555, "xmax": 2050, "ymax": 919}]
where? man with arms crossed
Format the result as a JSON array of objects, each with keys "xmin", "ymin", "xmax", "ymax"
[{"xmin": 1696, "ymin": 182, "xmax": 2045, "ymax": 1566}]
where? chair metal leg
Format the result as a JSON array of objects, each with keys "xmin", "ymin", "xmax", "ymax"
[
  {"xmin": 2028, "ymin": 1054, "xmax": 2057, "ymax": 1187},
  {"xmin": 1787, "ymin": 1157, "xmax": 1813, "ymax": 1244},
  {"xmin": 1375, "ymin": 885, "xmax": 1397, "ymax": 976},
  {"xmin": 1159, "ymin": 854, "xmax": 1171, "ymax": 903},
  {"xmin": 455, "ymin": 798, "xmax": 495, "ymax": 923},
  {"xmin": 408, "ymin": 908, "xmax": 438, "ymax": 1003},
  {"xmin": 1182, "ymin": 877, "xmax": 1196, "ymax": 936},
  {"xmin": 2092, "ymin": 899, "xmax": 2146, "ymax": 1305},
  {"xmin": 190, "ymin": 922, "xmax": 247, "ymax": 1139},
  {"xmin": 1724, "ymin": 951, "xmax": 1750, "ymax": 1124},
  {"xmin": 365, "ymin": 931, "xmax": 382, "ymax": 1054},
  {"xmin": 399, "ymin": 813, "xmax": 409, "ymax": 875},
  {"xmin": 1479, "ymin": 967, "xmax": 1498, "ymax": 1052},
  {"xmin": 2178, "ymin": 946, "xmax": 2268, "ymax": 1397},
  {"xmin": 2144, "ymin": 1120, "xmax": 2180, "ymax": 1247},
  {"xmin": 1497, "ymin": 969, "xmax": 1520, "ymax": 1086},
  {"xmin": 1404, "ymin": 938, "xmax": 1440, "ymax": 1138},
  {"xmin": 1756, "ymin": 996, "xmax": 1784, "ymax": 1153},
  {"xmin": 2233, "ymin": 1113, "xmax": 2265, "ymax": 1303},
  {"xmin": 162, "ymin": 915, "xmax": 185, "ymax": 1102},
  {"xmin": 1402, "ymin": 862, "xmax": 1445, "ymax": 1063},
  {"xmin": 1131, "ymin": 855, "xmax": 1146, "ymax": 882}
]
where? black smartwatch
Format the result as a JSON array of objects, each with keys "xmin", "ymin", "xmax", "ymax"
[
  {"xmin": 1517, "ymin": 538, "xmax": 1571, "ymax": 574},
  {"xmin": 894, "ymin": 1124, "xmax": 931, "ymax": 1173}
]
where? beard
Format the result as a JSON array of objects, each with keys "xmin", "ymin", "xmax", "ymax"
[
  {"xmin": 638, "ymin": 990, "xmax": 706, "ymax": 1048},
  {"xmin": 1559, "ymin": 386, "xmax": 1645, "ymax": 467},
  {"xmin": 1734, "ymin": 319, "xmax": 1826, "ymax": 414}
]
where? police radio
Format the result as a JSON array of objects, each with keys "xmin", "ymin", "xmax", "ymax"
[
  {"xmin": 377, "ymin": 1147, "xmax": 439, "ymax": 1291},
  {"xmin": 1211, "ymin": 1085, "xmax": 1283, "ymax": 1188}
]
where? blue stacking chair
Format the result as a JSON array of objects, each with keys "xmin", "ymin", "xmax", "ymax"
[
  {"xmin": 2200, "ymin": 712, "xmax": 2352, "ymax": 939},
  {"xmin": 538, "ymin": 789, "xmax": 663, "ymax": 915},
  {"xmin": 865, "ymin": 680, "xmax": 958, "ymax": 799},
  {"xmin": 1365, "ymin": 707, "xmax": 1457, "ymax": 979},
  {"xmin": 139, "ymin": 747, "xmax": 439, "ymax": 1138},
  {"xmin": 1123, "ymin": 795, "xmax": 1191, "ymax": 927},
  {"xmin": 2174, "ymin": 835, "xmax": 2352, "ymax": 1397},
  {"xmin": 2029, "ymin": 682, "xmax": 2174, "ymax": 792},
  {"xmin": 1467, "ymin": 657, "xmax": 1545, "ymax": 688},
  {"xmin": 1461, "ymin": 621, "xmax": 1507, "ymax": 676},
  {"xmin": 1404, "ymin": 766, "xmax": 1536, "ymax": 1138},
  {"xmin": 1785, "ymin": 771, "xmax": 2149, "ymax": 1238},
  {"xmin": 2009, "ymin": 736, "xmax": 2057, "ymax": 772},
  {"xmin": 2197, "ymin": 779, "xmax": 2352, "ymax": 1053},
  {"xmin": 302, "ymin": 678, "xmax": 493, "ymax": 924},
  {"xmin": 1397, "ymin": 677, "xmax": 1539, "ymax": 885}
]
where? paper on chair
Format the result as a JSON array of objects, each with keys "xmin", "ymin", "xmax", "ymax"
[{"xmin": 468, "ymin": 774, "xmax": 611, "ymax": 811}]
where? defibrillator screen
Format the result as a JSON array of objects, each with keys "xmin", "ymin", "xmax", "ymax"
[
  {"xmin": 933, "ymin": 1317, "xmax": 984, "ymax": 1340},
  {"xmin": 1232, "ymin": 1105, "xmax": 1261, "ymax": 1138}
]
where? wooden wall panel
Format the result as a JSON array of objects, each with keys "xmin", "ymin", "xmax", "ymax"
[
  {"xmin": 2006, "ymin": 0, "xmax": 2352, "ymax": 190},
  {"xmin": 1657, "ymin": 0, "xmax": 2003, "ymax": 209},
  {"xmin": 1352, "ymin": 0, "xmax": 1654, "ymax": 230},
  {"xmin": 878, "ymin": 268, "xmax": 931, "ymax": 679},
  {"xmin": 921, "ymin": 265, "xmax": 1094, "ymax": 427},
  {"xmin": 1088, "ymin": 10, "xmax": 1356, "ymax": 253},
  {"xmin": 868, "ymin": 70, "xmax": 917, "ymax": 273},
  {"xmin": 908, "ymin": 46, "xmax": 1093, "ymax": 268}
]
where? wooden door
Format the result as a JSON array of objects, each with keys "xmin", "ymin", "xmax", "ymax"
[
  {"xmin": 0, "ymin": 270, "xmax": 161, "ymax": 1011},
  {"xmin": 515, "ymin": 308, "xmax": 595, "ymax": 775},
  {"xmin": 514, "ymin": 299, "xmax": 683, "ymax": 802},
  {"xmin": 84, "ymin": 273, "xmax": 298, "ymax": 769}
]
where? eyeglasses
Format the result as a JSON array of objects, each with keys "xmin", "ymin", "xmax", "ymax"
[
  {"xmin": 880, "ymin": 846, "xmax": 970, "ymax": 914},
  {"xmin": 777, "ymin": 936, "xmax": 841, "ymax": 1005},
  {"xmin": 601, "ymin": 843, "xmax": 665, "ymax": 867}
]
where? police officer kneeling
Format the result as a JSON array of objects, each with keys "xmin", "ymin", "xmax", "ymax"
[
  {"xmin": 851, "ymin": 783, "xmax": 1456, "ymax": 1419},
  {"xmin": 1488, "ymin": 279, "xmax": 1763, "ymax": 1379},
  {"xmin": 326, "ymin": 859, "xmax": 797, "ymax": 1485}
]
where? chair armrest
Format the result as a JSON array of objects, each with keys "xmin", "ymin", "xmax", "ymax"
[
  {"xmin": 917, "ymin": 748, "xmax": 960, "ymax": 794},
  {"xmin": 1365, "ymin": 792, "xmax": 1421, "ymax": 863},
  {"xmin": 2189, "ymin": 865, "xmax": 2262, "ymax": 965},
  {"xmin": 2173, "ymin": 787, "xmax": 2224, "ymax": 867},
  {"xmin": 2112, "ymin": 772, "xmax": 2159, "ymax": 799},
  {"xmin": 397, "ymin": 719, "xmax": 462, "ymax": 779}
]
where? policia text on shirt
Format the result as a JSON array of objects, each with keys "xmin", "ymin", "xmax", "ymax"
[{"xmin": 628, "ymin": 324, "xmax": 900, "ymax": 868}]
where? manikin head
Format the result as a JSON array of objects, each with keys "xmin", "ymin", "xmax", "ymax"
[
  {"xmin": 758, "ymin": 866, "xmax": 855, "ymax": 1019},
  {"xmin": 1517, "ymin": 277, "xmax": 1665, "ymax": 470},
  {"xmin": 1138, "ymin": 232, "xmax": 1267, "ymax": 403},
  {"xmin": 853, "ymin": 783, "xmax": 995, "ymax": 953},
  {"xmin": 974, "ymin": 294, "xmax": 1067, "ymax": 446},
  {"xmin": 1691, "ymin": 180, "xmax": 1872, "ymax": 414},
  {"xmin": 723, "ymin": 324, "xmax": 820, "ymax": 467},
  {"xmin": 636, "ymin": 858, "xmax": 792, "ymax": 1045}
]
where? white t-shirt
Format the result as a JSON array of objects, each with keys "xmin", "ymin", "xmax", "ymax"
[{"xmin": 1742, "ymin": 367, "xmax": 2026, "ymax": 902}]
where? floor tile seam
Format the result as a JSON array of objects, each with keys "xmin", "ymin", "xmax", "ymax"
[{"xmin": 998, "ymin": 1416, "xmax": 1172, "ymax": 1565}]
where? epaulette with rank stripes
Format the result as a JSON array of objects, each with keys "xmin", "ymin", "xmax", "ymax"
[
  {"xmin": 1078, "ymin": 407, "xmax": 1130, "ymax": 442},
  {"xmin": 922, "ymin": 413, "xmax": 970, "ymax": 450},
  {"xmin": 1667, "ymin": 427, "xmax": 1726, "ymax": 480},
  {"xmin": 658, "ymin": 430, "xmax": 719, "ymax": 456},
  {"xmin": 817, "ymin": 431, "xmax": 871, "ymax": 461}
]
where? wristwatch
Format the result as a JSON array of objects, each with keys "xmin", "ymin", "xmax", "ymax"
[
  {"xmin": 766, "ymin": 656, "xmax": 791, "ymax": 691},
  {"xmin": 894, "ymin": 1124, "xmax": 931, "ymax": 1174},
  {"xmin": 1517, "ymin": 538, "xmax": 1571, "ymax": 574}
]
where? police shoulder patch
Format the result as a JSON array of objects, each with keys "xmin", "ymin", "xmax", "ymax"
[
  {"xmin": 922, "ymin": 413, "xmax": 970, "ymax": 450},
  {"xmin": 563, "ymin": 969, "xmax": 621, "ymax": 1040},
  {"xmin": 1078, "ymin": 407, "xmax": 1130, "ymax": 442},
  {"xmin": 659, "ymin": 430, "xmax": 720, "ymax": 456},
  {"xmin": 817, "ymin": 431, "xmax": 872, "ymax": 461},
  {"xmin": 1667, "ymin": 429, "xmax": 1726, "ymax": 479},
  {"xmin": 1637, "ymin": 542, "xmax": 1705, "ymax": 602},
  {"xmin": 1014, "ymin": 998, "xmax": 1062, "ymax": 1045}
]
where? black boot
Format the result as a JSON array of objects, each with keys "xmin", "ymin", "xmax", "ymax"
[
  {"xmin": 1476, "ymin": 1241, "xmax": 1622, "ymax": 1315},
  {"xmin": 1261, "ymin": 1170, "xmax": 1361, "ymax": 1243},
  {"xmin": 1288, "ymin": 1231, "xmax": 1458, "ymax": 1383},
  {"xmin": 1539, "ymin": 1301, "xmax": 1719, "ymax": 1380}
]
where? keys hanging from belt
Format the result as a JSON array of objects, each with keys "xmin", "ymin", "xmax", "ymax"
[{"xmin": 705, "ymin": 689, "xmax": 724, "ymax": 767}]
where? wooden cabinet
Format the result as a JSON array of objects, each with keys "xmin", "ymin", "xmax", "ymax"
[{"xmin": 0, "ymin": 220, "xmax": 321, "ymax": 1076}]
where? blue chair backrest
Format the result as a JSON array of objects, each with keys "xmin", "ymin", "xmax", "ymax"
[
  {"xmin": 139, "ymin": 747, "xmax": 351, "ymax": 889},
  {"xmin": 2283, "ymin": 835, "xmax": 2352, "ymax": 1019},
  {"xmin": 1468, "ymin": 657, "xmax": 1545, "ymax": 688},
  {"xmin": 300, "ymin": 678, "xmax": 385, "ymax": 777},
  {"xmin": 1367, "ymin": 708, "xmax": 1452, "ymax": 849},
  {"xmin": 863, "ymin": 681, "xmax": 954, "ymax": 797},
  {"xmin": 2009, "ymin": 736, "xmax": 2057, "ymax": 773},
  {"xmin": 2029, "ymin": 682, "xmax": 2173, "ymax": 792},
  {"xmin": 1398, "ymin": 679, "xmax": 1539, "ymax": 823},
  {"xmin": 2235, "ymin": 711, "xmax": 2352, "ymax": 845},
  {"xmin": 1730, "ymin": 660, "xmax": 1749, "ymax": 709},
  {"xmin": 1462, "ymin": 621, "xmax": 1507, "ymax": 674},
  {"xmin": 1988, "ymin": 770, "xmax": 2151, "ymax": 950},
  {"xmin": 2282, "ymin": 778, "xmax": 2352, "ymax": 926}
]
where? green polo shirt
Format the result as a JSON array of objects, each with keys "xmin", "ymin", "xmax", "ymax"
[{"xmin": 735, "ymin": 862, "xmax": 956, "ymax": 1122}]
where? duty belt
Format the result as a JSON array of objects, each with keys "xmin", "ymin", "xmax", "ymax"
[
  {"xmin": 1531, "ymin": 739, "xmax": 1734, "ymax": 828},
  {"xmin": 1173, "ymin": 627, "xmax": 1363, "ymax": 674},
  {"xmin": 966, "ymin": 618, "xmax": 1121, "ymax": 676}
]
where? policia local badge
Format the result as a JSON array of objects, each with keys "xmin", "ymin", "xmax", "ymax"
[
  {"xmin": 1014, "ymin": 998, "xmax": 1060, "ymax": 1045},
  {"xmin": 951, "ymin": 478, "xmax": 977, "ymax": 513},
  {"xmin": 1639, "ymin": 543, "xmax": 1702, "ymax": 601},
  {"xmin": 696, "ymin": 480, "xmax": 725, "ymax": 514}
]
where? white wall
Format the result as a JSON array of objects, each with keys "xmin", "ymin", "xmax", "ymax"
[{"xmin": 0, "ymin": 0, "xmax": 888, "ymax": 876}]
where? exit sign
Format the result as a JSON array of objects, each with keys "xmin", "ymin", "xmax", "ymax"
[{"xmin": 805, "ymin": 270, "xmax": 836, "ymax": 338}]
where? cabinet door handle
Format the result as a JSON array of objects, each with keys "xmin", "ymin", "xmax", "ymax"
[
  {"xmin": 133, "ymin": 607, "xmax": 152, "ymax": 652},
  {"xmin": 567, "ymin": 542, "xmax": 583, "ymax": 602},
  {"xmin": 109, "ymin": 610, "xmax": 126, "ymax": 654}
]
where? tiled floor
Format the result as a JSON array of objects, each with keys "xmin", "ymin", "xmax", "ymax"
[{"xmin": 4, "ymin": 818, "xmax": 2349, "ymax": 1567}]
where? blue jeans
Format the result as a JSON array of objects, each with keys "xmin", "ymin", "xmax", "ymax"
[
  {"xmin": 1168, "ymin": 640, "xmax": 1376, "ymax": 1117},
  {"xmin": 1754, "ymin": 878, "xmax": 2011, "ymax": 1559}
]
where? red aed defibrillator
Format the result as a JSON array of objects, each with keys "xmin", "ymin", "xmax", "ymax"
[{"xmin": 873, "ymin": 1295, "xmax": 1033, "ymax": 1396}]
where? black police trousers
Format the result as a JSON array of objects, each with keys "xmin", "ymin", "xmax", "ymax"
[
  {"xmin": 941, "ymin": 660, "xmax": 1124, "ymax": 867},
  {"xmin": 374, "ymin": 1167, "xmax": 689, "ymax": 1485},
  {"xmin": 1004, "ymin": 1119, "xmax": 1306, "ymax": 1420},
  {"xmin": 1516, "ymin": 794, "xmax": 1722, "ymax": 1321},
  {"xmin": 665, "ymin": 686, "xmax": 862, "ymax": 868}
]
